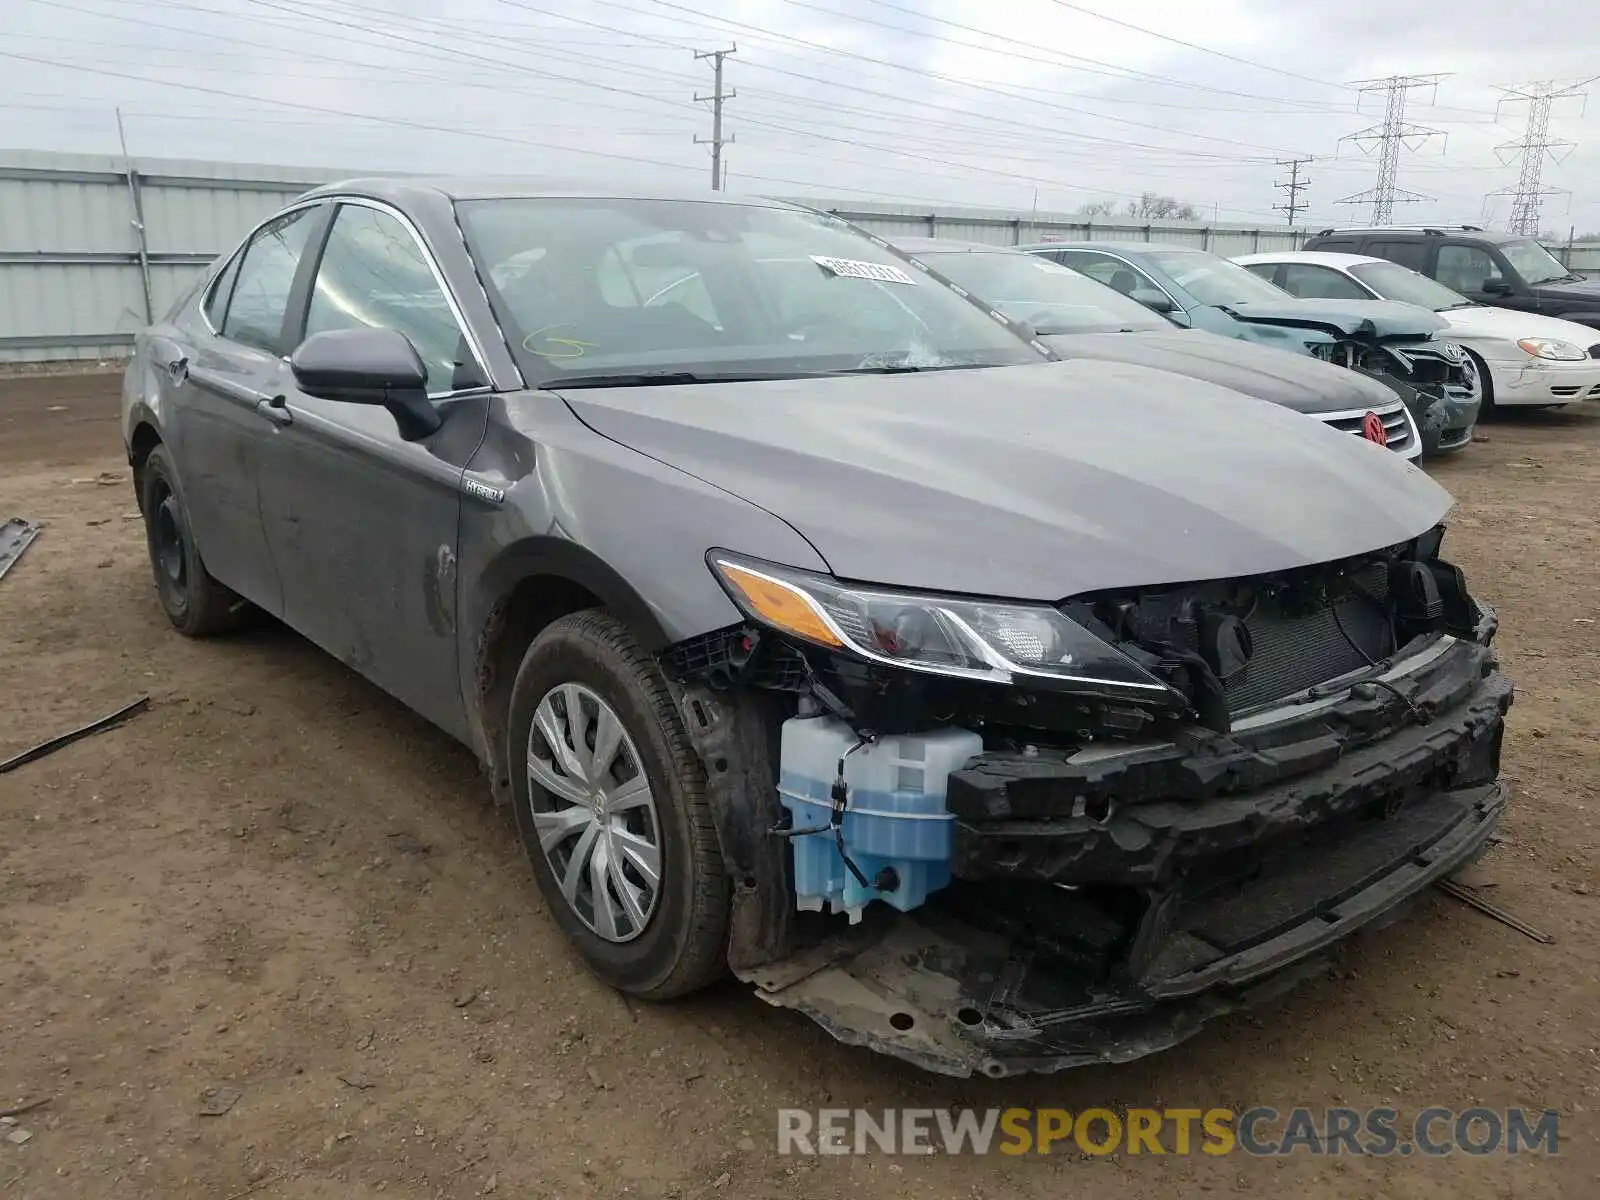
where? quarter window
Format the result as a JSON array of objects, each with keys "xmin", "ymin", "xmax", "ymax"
[
  {"xmin": 304, "ymin": 204, "xmax": 484, "ymax": 394},
  {"xmin": 221, "ymin": 206, "xmax": 321, "ymax": 355},
  {"xmin": 1365, "ymin": 239, "xmax": 1428, "ymax": 271},
  {"xmin": 203, "ymin": 251, "xmax": 244, "ymax": 329}
]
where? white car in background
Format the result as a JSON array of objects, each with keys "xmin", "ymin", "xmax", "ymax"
[{"xmin": 1234, "ymin": 250, "xmax": 1600, "ymax": 412}]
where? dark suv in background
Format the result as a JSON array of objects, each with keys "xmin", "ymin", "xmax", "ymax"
[{"xmin": 1305, "ymin": 226, "xmax": 1600, "ymax": 332}]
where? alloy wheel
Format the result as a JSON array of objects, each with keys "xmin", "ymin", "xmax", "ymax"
[{"xmin": 526, "ymin": 683, "xmax": 663, "ymax": 943}]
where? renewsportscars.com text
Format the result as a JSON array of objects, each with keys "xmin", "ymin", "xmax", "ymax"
[{"xmin": 776, "ymin": 1106, "xmax": 1560, "ymax": 1157}]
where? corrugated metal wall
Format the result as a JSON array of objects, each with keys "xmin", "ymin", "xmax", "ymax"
[
  {"xmin": 5, "ymin": 149, "xmax": 1596, "ymax": 360},
  {"xmin": 806, "ymin": 199, "xmax": 1309, "ymax": 256},
  {"xmin": 0, "ymin": 150, "xmax": 345, "ymax": 361}
]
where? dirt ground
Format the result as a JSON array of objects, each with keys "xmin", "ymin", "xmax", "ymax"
[{"xmin": 1, "ymin": 371, "xmax": 1595, "ymax": 1200}]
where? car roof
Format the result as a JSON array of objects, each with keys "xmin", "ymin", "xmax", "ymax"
[
  {"xmin": 1019, "ymin": 241, "xmax": 1200, "ymax": 255},
  {"xmin": 299, "ymin": 175, "xmax": 801, "ymax": 208},
  {"xmin": 1233, "ymin": 250, "xmax": 1388, "ymax": 269},
  {"xmin": 890, "ymin": 236, "xmax": 1020, "ymax": 254},
  {"xmin": 1311, "ymin": 226, "xmax": 1521, "ymax": 244}
]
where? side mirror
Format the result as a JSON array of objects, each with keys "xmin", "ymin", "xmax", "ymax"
[
  {"xmin": 1131, "ymin": 288, "xmax": 1175, "ymax": 314},
  {"xmin": 290, "ymin": 328, "xmax": 442, "ymax": 441},
  {"xmin": 1482, "ymin": 277, "xmax": 1513, "ymax": 295}
]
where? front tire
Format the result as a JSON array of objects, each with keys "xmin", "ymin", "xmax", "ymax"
[
  {"xmin": 507, "ymin": 610, "xmax": 730, "ymax": 999},
  {"xmin": 1465, "ymin": 349, "xmax": 1495, "ymax": 417},
  {"xmin": 139, "ymin": 444, "xmax": 248, "ymax": 637}
]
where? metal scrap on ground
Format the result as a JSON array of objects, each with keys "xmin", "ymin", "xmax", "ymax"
[
  {"xmin": 0, "ymin": 696, "xmax": 152, "ymax": 775},
  {"xmin": 0, "ymin": 517, "xmax": 40, "ymax": 584},
  {"xmin": 1436, "ymin": 876, "xmax": 1556, "ymax": 944}
]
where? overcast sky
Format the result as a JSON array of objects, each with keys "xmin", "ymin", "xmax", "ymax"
[{"xmin": 3, "ymin": 0, "xmax": 1597, "ymax": 234}]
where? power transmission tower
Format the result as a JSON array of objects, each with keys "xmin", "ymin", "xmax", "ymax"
[
  {"xmin": 1273, "ymin": 156, "xmax": 1312, "ymax": 225},
  {"xmin": 1336, "ymin": 74, "xmax": 1448, "ymax": 224},
  {"xmin": 694, "ymin": 45, "xmax": 736, "ymax": 191},
  {"xmin": 1488, "ymin": 79, "xmax": 1592, "ymax": 235}
]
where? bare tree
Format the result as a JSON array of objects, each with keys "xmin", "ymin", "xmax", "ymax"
[
  {"xmin": 1076, "ymin": 199, "xmax": 1120, "ymax": 218},
  {"xmin": 1127, "ymin": 192, "xmax": 1200, "ymax": 221}
]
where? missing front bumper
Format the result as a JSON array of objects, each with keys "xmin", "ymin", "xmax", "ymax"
[
  {"xmin": 748, "ymin": 780, "xmax": 1504, "ymax": 1078},
  {"xmin": 740, "ymin": 637, "xmax": 1512, "ymax": 1077}
]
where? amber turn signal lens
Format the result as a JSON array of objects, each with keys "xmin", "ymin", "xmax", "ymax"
[{"xmin": 715, "ymin": 561, "xmax": 844, "ymax": 648}]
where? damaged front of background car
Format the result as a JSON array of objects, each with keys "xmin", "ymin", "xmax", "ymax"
[{"xmin": 1019, "ymin": 242, "xmax": 1482, "ymax": 456}]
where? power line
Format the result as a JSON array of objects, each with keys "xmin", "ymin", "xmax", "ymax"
[
  {"xmin": 1488, "ymin": 78, "xmax": 1594, "ymax": 235},
  {"xmin": 1039, "ymin": 0, "xmax": 1348, "ymax": 90},
  {"xmin": 1336, "ymin": 74, "xmax": 1448, "ymax": 224},
  {"xmin": 693, "ymin": 45, "xmax": 736, "ymax": 190},
  {"xmin": 1273, "ymin": 156, "xmax": 1313, "ymax": 225}
]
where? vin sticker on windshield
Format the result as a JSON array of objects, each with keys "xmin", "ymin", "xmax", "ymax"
[{"xmin": 809, "ymin": 255, "xmax": 919, "ymax": 285}]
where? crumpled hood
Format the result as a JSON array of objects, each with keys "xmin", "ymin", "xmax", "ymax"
[
  {"xmin": 1220, "ymin": 298, "xmax": 1448, "ymax": 339},
  {"xmin": 1039, "ymin": 327, "xmax": 1401, "ymax": 413},
  {"xmin": 557, "ymin": 360, "xmax": 1451, "ymax": 600}
]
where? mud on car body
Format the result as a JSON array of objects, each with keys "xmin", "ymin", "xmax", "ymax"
[{"xmin": 121, "ymin": 179, "xmax": 1512, "ymax": 1079}]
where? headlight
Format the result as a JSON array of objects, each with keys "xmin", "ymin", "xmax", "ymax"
[
  {"xmin": 709, "ymin": 553, "xmax": 1179, "ymax": 700},
  {"xmin": 1517, "ymin": 337, "xmax": 1587, "ymax": 361}
]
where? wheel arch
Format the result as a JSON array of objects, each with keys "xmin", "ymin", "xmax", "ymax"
[
  {"xmin": 127, "ymin": 407, "xmax": 164, "ymax": 512},
  {"xmin": 467, "ymin": 536, "xmax": 672, "ymax": 806}
]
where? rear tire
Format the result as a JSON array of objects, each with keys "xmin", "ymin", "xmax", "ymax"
[
  {"xmin": 507, "ymin": 609, "xmax": 730, "ymax": 999},
  {"xmin": 138, "ymin": 444, "xmax": 248, "ymax": 637}
]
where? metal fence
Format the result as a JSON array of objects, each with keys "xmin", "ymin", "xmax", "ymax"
[
  {"xmin": 0, "ymin": 150, "xmax": 342, "ymax": 362},
  {"xmin": 3, "ymin": 148, "xmax": 1596, "ymax": 362}
]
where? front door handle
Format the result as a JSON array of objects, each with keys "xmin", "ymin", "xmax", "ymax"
[{"xmin": 256, "ymin": 394, "xmax": 292, "ymax": 426}]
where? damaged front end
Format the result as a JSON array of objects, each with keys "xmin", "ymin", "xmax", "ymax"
[
  {"xmin": 1226, "ymin": 304, "xmax": 1480, "ymax": 454},
  {"xmin": 1329, "ymin": 342, "xmax": 1479, "ymax": 455},
  {"xmin": 659, "ymin": 529, "xmax": 1511, "ymax": 1078}
]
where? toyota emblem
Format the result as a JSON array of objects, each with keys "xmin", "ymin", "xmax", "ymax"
[{"xmin": 1361, "ymin": 411, "xmax": 1388, "ymax": 446}]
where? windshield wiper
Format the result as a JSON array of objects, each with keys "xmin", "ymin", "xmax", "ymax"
[
  {"xmin": 546, "ymin": 370, "xmax": 827, "ymax": 390},
  {"xmin": 833, "ymin": 361, "xmax": 990, "ymax": 375}
]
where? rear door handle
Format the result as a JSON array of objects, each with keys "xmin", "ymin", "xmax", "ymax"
[{"xmin": 256, "ymin": 394, "xmax": 292, "ymax": 426}]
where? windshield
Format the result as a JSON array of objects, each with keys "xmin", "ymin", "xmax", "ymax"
[
  {"xmin": 1142, "ymin": 249, "xmax": 1293, "ymax": 307},
  {"xmin": 1501, "ymin": 238, "xmax": 1571, "ymax": 286},
  {"xmin": 455, "ymin": 198, "xmax": 1043, "ymax": 381},
  {"xmin": 916, "ymin": 249, "xmax": 1169, "ymax": 334},
  {"xmin": 1348, "ymin": 260, "xmax": 1470, "ymax": 311}
]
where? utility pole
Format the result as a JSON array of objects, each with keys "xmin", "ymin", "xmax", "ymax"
[
  {"xmin": 1272, "ymin": 156, "xmax": 1313, "ymax": 225},
  {"xmin": 1336, "ymin": 74, "xmax": 1447, "ymax": 224},
  {"xmin": 1488, "ymin": 78, "xmax": 1592, "ymax": 235},
  {"xmin": 115, "ymin": 107, "xmax": 155, "ymax": 325},
  {"xmin": 694, "ymin": 45, "xmax": 736, "ymax": 191}
]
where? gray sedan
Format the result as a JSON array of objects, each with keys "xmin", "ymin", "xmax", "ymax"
[{"xmin": 122, "ymin": 179, "xmax": 1510, "ymax": 1077}]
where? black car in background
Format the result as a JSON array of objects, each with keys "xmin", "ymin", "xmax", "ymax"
[{"xmin": 1305, "ymin": 226, "xmax": 1600, "ymax": 331}]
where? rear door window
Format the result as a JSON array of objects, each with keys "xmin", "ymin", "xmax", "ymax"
[
  {"xmin": 1279, "ymin": 263, "xmax": 1371, "ymax": 300},
  {"xmin": 221, "ymin": 206, "xmax": 322, "ymax": 355}
]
